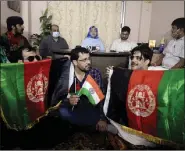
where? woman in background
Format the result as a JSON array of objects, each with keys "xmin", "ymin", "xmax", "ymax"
[{"xmin": 81, "ymin": 26, "xmax": 105, "ymax": 52}]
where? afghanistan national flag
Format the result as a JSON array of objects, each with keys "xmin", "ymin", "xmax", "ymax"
[
  {"xmin": 104, "ymin": 67, "xmax": 184, "ymax": 147},
  {"xmin": 47, "ymin": 57, "xmax": 71, "ymax": 107},
  {"xmin": 0, "ymin": 59, "xmax": 61, "ymax": 131},
  {"xmin": 78, "ymin": 75, "xmax": 105, "ymax": 105}
]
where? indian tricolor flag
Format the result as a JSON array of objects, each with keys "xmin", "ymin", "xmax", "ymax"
[
  {"xmin": 78, "ymin": 75, "xmax": 104, "ymax": 105},
  {"xmin": 0, "ymin": 59, "xmax": 61, "ymax": 131}
]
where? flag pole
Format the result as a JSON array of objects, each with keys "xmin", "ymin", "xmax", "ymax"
[{"xmin": 72, "ymin": 77, "xmax": 76, "ymax": 111}]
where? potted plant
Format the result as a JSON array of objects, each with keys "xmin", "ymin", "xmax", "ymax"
[{"xmin": 30, "ymin": 8, "xmax": 52, "ymax": 50}]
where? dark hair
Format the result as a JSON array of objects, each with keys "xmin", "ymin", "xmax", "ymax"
[
  {"xmin": 20, "ymin": 46, "xmax": 36, "ymax": 52},
  {"xmin": 121, "ymin": 26, "xmax": 131, "ymax": 33},
  {"xmin": 21, "ymin": 46, "xmax": 37, "ymax": 61},
  {"xmin": 70, "ymin": 46, "xmax": 90, "ymax": 61},
  {"xmin": 171, "ymin": 17, "xmax": 185, "ymax": 31},
  {"xmin": 6, "ymin": 16, "xmax": 24, "ymax": 31},
  {"xmin": 52, "ymin": 24, "xmax": 59, "ymax": 29},
  {"xmin": 130, "ymin": 45, "xmax": 153, "ymax": 66}
]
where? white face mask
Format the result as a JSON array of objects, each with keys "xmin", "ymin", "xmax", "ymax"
[{"xmin": 52, "ymin": 32, "xmax": 60, "ymax": 38}]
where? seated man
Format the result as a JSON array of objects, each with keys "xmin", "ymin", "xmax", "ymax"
[
  {"xmin": 0, "ymin": 16, "xmax": 31, "ymax": 63},
  {"xmin": 19, "ymin": 47, "xmax": 41, "ymax": 62},
  {"xmin": 39, "ymin": 24, "xmax": 69, "ymax": 59},
  {"xmin": 110, "ymin": 26, "xmax": 137, "ymax": 52},
  {"xmin": 152, "ymin": 18, "xmax": 185, "ymax": 69},
  {"xmin": 107, "ymin": 45, "xmax": 153, "ymax": 74},
  {"xmin": 105, "ymin": 45, "xmax": 154, "ymax": 147},
  {"xmin": 59, "ymin": 46, "xmax": 108, "ymax": 132}
]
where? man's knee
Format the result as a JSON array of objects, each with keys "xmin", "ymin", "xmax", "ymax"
[{"xmin": 59, "ymin": 107, "xmax": 72, "ymax": 120}]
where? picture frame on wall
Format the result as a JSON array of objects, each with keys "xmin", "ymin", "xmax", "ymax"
[{"xmin": 7, "ymin": 1, "xmax": 20, "ymax": 13}]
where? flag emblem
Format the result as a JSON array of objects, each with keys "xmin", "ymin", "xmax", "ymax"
[
  {"xmin": 127, "ymin": 84, "xmax": 156, "ymax": 117},
  {"xmin": 26, "ymin": 73, "xmax": 48, "ymax": 103},
  {"xmin": 89, "ymin": 88, "xmax": 95, "ymax": 94}
]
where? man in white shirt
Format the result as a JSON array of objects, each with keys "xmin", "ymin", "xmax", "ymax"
[
  {"xmin": 152, "ymin": 18, "xmax": 185, "ymax": 69},
  {"xmin": 110, "ymin": 26, "xmax": 137, "ymax": 52}
]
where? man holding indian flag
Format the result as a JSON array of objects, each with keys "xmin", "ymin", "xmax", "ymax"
[{"xmin": 58, "ymin": 46, "xmax": 110, "ymax": 132}]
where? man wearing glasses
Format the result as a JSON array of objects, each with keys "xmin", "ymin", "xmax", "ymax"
[
  {"xmin": 106, "ymin": 45, "xmax": 154, "ymax": 76},
  {"xmin": 59, "ymin": 46, "xmax": 108, "ymax": 132},
  {"xmin": 19, "ymin": 47, "xmax": 41, "ymax": 62}
]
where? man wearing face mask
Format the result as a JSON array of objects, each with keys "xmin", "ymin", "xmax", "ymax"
[
  {"xmin": 0, "ymin": 16, "xmax": 32, "ymax": 63},
  {"xmin": 152, "ymin": 18, "xmax": 185, "ymax": 69},
  {"xmin": 39, "ymin": 24, "xmax": 69, "ymax": 59}
]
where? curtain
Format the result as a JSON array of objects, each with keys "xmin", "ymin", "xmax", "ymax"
[{"xmin": 48, "ymin": 1, "xmax": 123, "ymax": 52}]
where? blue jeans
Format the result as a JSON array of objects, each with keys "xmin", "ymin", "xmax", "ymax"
[{"xmin": 59, "ymin": 105, "xmax": 100, "ymax": 127}]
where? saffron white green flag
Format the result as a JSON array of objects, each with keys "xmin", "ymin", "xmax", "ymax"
[{"xmin": 78, "ymin": 75, "xmax": 104, "ymax": 105}]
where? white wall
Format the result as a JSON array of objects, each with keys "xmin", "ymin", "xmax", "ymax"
[
  {"xmin": 1, "ymin": 1, "xmax": 21, "ymax": 34},
  {"xmin": 21, "ymin": 1, "xmax": 47, "ymax": 39},
  {"xmin": 124, "ymin": 1, "xmax": 152, "ymax": 43},
  {"xmin": 124, "ymin": 1, "xmax": 142, "ymax": 43},
  {"xmin": 149, "ymin": 1, "xmax": 184, "ymax": 45},
  {"xmin": 30, "ymin": 1, "xmax": 47, "ymax": 35},
  {"xmin": 21, "ymin": 1, "xmax": 30, "ymax": 39}
]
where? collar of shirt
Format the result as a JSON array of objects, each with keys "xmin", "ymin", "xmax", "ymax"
[
  {"xmin": 74, "ymin": 73, "xmax": 87, "ymax": 88},
  {"xmin": 49, "ymin": 35, "xmax": 62, "ymax": 42},
  {"xmin": 118, "ymin": 38, "xmax": 131, "ymax": 43},
  {"xmin": 174, "ymin": 36, "xmax": 184, "ymax": 42}
]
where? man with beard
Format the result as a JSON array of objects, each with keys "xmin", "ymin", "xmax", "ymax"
[
  {"xmin": 58, "ymin": 46, "xmax": 108, "ymax": 133},
  {"xmin": 110, "ymin": 26, "xmax": 137, "ymax": 52},
  {"xmin": 0, "ymin": 16, "xmax": 32, "ymax": 63},
  {"xmin": 152, "ymin": 17, "xmax": 185, "ymax": 69}
]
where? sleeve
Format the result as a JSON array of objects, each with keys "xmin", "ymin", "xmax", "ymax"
[
  {"xmin": 99, "ymin": 40, "xmax": 105, "ymax": 52},
  {"xmin": 62, "ymin": 39, "xmax": 69, "ymax": 49},
  {"xmin": 110, "ymin": 40, "xmax": 116, "ymax": 51},
  {"xmin": 39, "ymin": 38, "xmax": 48, "ymax": 58},
  {"xmin": 163, "ymin": 40, "xmax": 172, "ymax": 55},
  {"xmin": 178, "ymin": 44, "xmax": 184, "ymax": 58},
  {"xmin": 62, "ymin": 98, "xmax": 71, "ymax": 107},
  {"xmin": 163, "ymin": 45, "xmax": 168, "ymax": 55}
]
